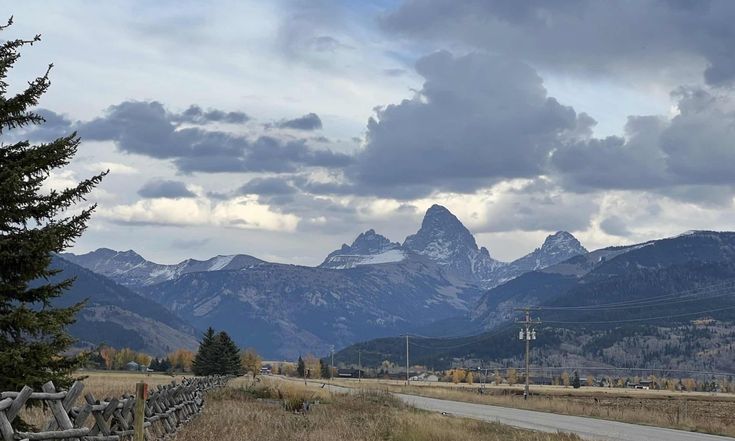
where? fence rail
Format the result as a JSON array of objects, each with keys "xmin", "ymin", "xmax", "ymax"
[{"xmin": 0, "ymin": 375, "xmax": 231, "ymax": 441}]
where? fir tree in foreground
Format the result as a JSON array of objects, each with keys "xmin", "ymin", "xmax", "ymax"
[
  {"xmin": 0, "ymin": 17, "xmax": 106, "ymax": 397},
  {"xmin": 192, "ymin": 327, "xmax": 242, "ymax": 376}
]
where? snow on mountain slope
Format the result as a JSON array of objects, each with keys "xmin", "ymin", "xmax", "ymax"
[
  {"xmin": 320, "ymin": 229, "xmax": 405, "ymax": 269},
  {"xmin": 61, "ymin": 249, "xmax": 264, "ymax": 288}
]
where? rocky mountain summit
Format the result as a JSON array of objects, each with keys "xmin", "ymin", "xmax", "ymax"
[{"xmin": 322, "ymin": 204, "xmax": 587, "ymax": 289}]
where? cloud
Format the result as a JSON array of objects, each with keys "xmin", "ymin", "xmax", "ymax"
[
  {"xmin": 599, "ymin": 215, "xmax": 632, "ymax": 237},
  {"xmin": 173, "ymin": 105, "xmax": 249, "ymax": 125},
  {"xmin": 12, "ymin": 109, "xmax": 74, "ymax": 142},
  {"xmin": 346, "ymin": 51, "xmax": 581, "ymax": 197},
  {"xmin": 77, "ymin": 101, "xmax": 349, "ymax": 173},
  {"xmin": 551, "ymin": 87, "xmax": 735, "ymax": 194},
  {"xmin": 239, "ymin": 177, "xmax": 297, "ymax": 195},
  {"xmin": 273, "ymin": 113, "xmax": 323, "ymax": 130},
  {"xmin": 382, "ymin": 0, "xmax": 735, "ymax": 86},
  {"xmin": 138, "ymin": 179, "xmax": 196, "ymax": 199},
  {"xmin": 100, "ymin": 196, "xmax": 299, "ymax": 232},
  {"xmin": 84, "ymin": 162, "xmax": 138, "ymax": 175}
]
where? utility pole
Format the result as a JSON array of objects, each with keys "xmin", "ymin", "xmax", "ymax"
[
  {"xmin": 358, "ymin": 349, "xmax": 362, "ymax": 382},
  {"xmin": 330, "ymin": 345, "xmax": 335, "ymax": 383},
  {"xmin": 405, "ymin": 334, "xmax": 410, "ymax": 385},
  {"xmin": 515, "ymin": 307, "xmax": 541, "ymax": 400}
]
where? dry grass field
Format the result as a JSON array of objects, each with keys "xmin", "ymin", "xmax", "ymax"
[
  {"xmin": 18, "ymin": 370, "xmax": 189, "ymax": 427},
  {"xmin": 171, "ymin": 377, "xmax": 582, "ymax": 441},
  {"xmin": 326, "ymin": 378, "xmax": 735, "ymax": 437}
]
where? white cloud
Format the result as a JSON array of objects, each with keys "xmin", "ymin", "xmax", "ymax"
[
  {"xmin": 99, "ymin": 196, "xmax": 299, "ymax": 232},
  {"xmin": 85, "ymin": 161, "xmax": 138, "ymax": 175}
]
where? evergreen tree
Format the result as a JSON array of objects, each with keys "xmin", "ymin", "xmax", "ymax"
[
  {"xmin": 192, "ymin": 327, "xmax": 218, "ymax": 376},
  {"xmin": 148, "ymin": 358, "xmax": 159, "ymax": 371},
  {"xmin": 159, "ymin": 357, "xmax": 172, "ymax": 372},
  {"xmin": 216, "ymin": 331, "xmax": 242, "ymax": 376},
  {"xmin": 572, "ymin": 371, "xmax": 581, "ymax": 389},
  {"xmin": 0, "ymin": 17, "xmax": 106, "ymax": 400},
  {"xmin": 320, "ymin": 358, "xmax": 329, "ymax": 379},
  {"xmin": 192, "ymin": 328, "xmax": 241, "ymax": 375},
  {"xmin": 297, "ymin": 356, "xmax": 305, "ymax": 378}
]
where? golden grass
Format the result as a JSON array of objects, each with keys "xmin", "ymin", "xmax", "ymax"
[
  {"xmin": 18, "ymin": 370, "xmax": 190, "ymax": 428},
  {"xmin": 172, "ymin": 379, "xmax": 581, "ymax": 441},
  {"xmin": 328, "ymin": 379, "xmax": 735, "ymax": 437}
]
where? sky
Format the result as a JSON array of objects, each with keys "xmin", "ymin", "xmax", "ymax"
[{"xmin": 6, "ymin": 0, "xmax": 735, "ymax": 265}]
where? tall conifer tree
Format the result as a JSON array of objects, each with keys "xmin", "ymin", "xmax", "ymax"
[
  {"xmin": 0, "ymin": 17, "xmax": 106, "ymax": 396},
  {"xmin": 216, "ymin": 331, "xmax": 242, "ymax": 376},
  {"xmin": 192, "ymin": 327, "xmax": 218, "ymax": 376}
]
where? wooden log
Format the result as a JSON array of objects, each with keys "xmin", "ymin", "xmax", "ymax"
[
  {"xmin": 73, "ymin": 403, "xmax": 92, "ymax": 429},
  {"xmin": 45, "ymin": 381, "xmax": 84, "ymax": 431},
  {"xmin": 41, "ymin": 383, "xmax": 74, "ymax": 430},
  {"xmin": 134, "ymin": 383, "xmax": 147, "ymax": 441},
  {"xmin": 0, "ymin": 391, "xmax": 66, "ymax": 400},
  {"xmin": 85, "ymin": 393, "xmax": 110, "ymax": 436},
  {"xmin": 15, "ymin": 427, "xmax": 89, "ymax": 440},
  {"xmin": 7, "ymin": 386, "xmax": 33, "ymax": 423},
  {"xmin": 0, "ymin": 411, "xmax": 15, "ymax": 441},
  {"xmin": 84, "ymin": 436, "xmax": 120, "ymax": 441}
]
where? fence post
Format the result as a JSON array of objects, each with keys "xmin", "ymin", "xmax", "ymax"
[{"xmin": 134, "ymin": 382, "xmax": 148, "ymax": 441}]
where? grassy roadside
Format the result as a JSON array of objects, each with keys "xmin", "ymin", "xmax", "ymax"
[
  {"xmin": 325, "ymin": 378, "xmax": 735, "ymax": 437},
  {"xmin": 172, "ymin": 377, "xmax": 582, "ymax": 441}
]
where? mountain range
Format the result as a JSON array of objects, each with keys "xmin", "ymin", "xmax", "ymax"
[
  {"xmin": 61, "ymin": 204, "xmax": 587, "ymax": 358},
  {"xmin": 335, "ymin": 231, "xmax": 735, "ymax": 373},
  {"xmin": 46, "ymin": 257, "xmax": 198, "ymax": 356}
]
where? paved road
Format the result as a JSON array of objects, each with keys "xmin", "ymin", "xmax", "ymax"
[
  {"xmin": 276, "ymin": 377, "xmax": 734, "ymax": 441},
  {"xmin": 395, "ymin": 393, "xmax": 733, "ymax": 441}
]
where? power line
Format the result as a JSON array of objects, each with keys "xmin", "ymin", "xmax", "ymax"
[
  {"xmin": 543, "ymin": 304, "xmax": 735, "ymax": 325},
  {"xmin": 542, "ymin": 280, "xmax": 735, "ymax": 311},
  {"xmin": 512, "ymin": 365, "xmax": 735, "ymax": 378}
]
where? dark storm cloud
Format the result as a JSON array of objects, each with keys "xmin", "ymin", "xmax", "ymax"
[
  {"xmin": 273, "ymin": 113, "xmax": 323, "ymax": 130},
  {"xmin": 382, "ymin": 0, "xmax": 735, "ymax": 86},
  {"xmin": 345, "ymin": 51, "xmax": 582, "ymax": 197},
  {"xmin": 239, "ymin": 177, "xmax": 297, "ymax": 195},
  {"xmin": 138, "ymin": 179, "xmax": 196, "ymax": 199},
  {"xmin": 551, "ymin": 87, "xmax": 735, "ymax": 192},
  {"xmin": 600, "ymin": 216, "xmax": 632, "ymax": 237},
  {"xmin": 173, "ymin": 105, "xmax": 250, "ymax": 125},
  {"xmin": 77, "ymin": 101, "xmax": 348, "ymax": 173},
  {"xmin": 13, "ymin": 109, "xmax": 74, "ymax": 142}
]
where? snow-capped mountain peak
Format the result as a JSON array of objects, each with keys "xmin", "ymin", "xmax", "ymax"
[
  {"xmin": 320, "ymin": 230, "xmax": 404, "ymax": 269},
  {"xmin": 403, "ymin": 205, "xmax": 501, "ymax": 281}
]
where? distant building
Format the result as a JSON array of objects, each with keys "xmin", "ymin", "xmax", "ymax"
[
  {"xmin": 337, "ymin": 368, "xmax": 364, "ymax": 378},
  {"xmin": 410, "ymin": 373, "xmax": 440, "ymax": 382},
  {"xmin": 125, "ymin": 361, "xmax": 140, "ymax": 371}
]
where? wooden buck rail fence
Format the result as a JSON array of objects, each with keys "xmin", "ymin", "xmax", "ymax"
[{"xmin": 0, "ymin": 375, "xmax": 231, "ymax": 441}]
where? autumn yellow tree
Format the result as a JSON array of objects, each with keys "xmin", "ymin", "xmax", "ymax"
[
  {"xmin": 465, "ymin": 371, "xmax": 474, "ymax": 385},
  {"xmin": 99, "ymin": 346, "xmax": 116, "ymax": 370},
  {"xmin": 506, "ymin": 368, "xmax": 518, "ymax": 386},
  {"xmin": 240, "ymin": 348, "xmax": 262, "ymax": 375},
  {"xmin": 134, "ymin": 352, "xmax": 152, "ymax": 367},
  {"xmin": 304, "ymin": 354, "xmax": 321, "ymax": 378},
  {"xmin": 168, "ymin": 349, "xmax": 195, "ymax": 372},
  {"xmin": 450, "ymin": 369, "xmax": 465, "ymax": 384},
  {"xmin": 493, "ymin": 369, "xmax": 502, "ymax": 385}
]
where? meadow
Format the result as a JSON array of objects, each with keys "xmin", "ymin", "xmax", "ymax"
[
  {"xmin": 325, "ymin": 377, "xmax": 735, "ymax": 437},
  {"xmin": 171, "ymin": 376, "xmax": 582, "ymax": 441}
]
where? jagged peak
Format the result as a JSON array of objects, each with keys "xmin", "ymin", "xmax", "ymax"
[
  {"xmin": 406, "ymin": 204, "xmax": 476, "ymax": 245},
  {"xmin": 422, "ymin": 204, "xmax": 464, "ymax": 227},
  {"xmin": 541, "ymin": 231, "xmax": 586, "ymax": 252},
  {"xmin": 350, "ymin": 229, "xmax": 400, "ymax": 253}
]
